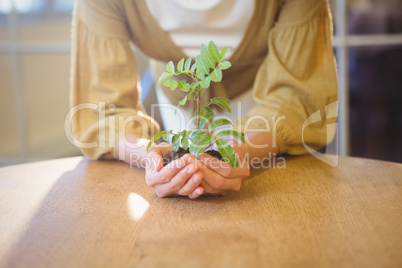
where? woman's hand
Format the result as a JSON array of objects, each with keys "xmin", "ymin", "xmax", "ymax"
[
  {"xmin": 145, "ymin": 143, "xmax": 205, "ymax": 199},
  {"xmin": 194, "ymin": 140, "xmax": 250, "ymax": 195}
]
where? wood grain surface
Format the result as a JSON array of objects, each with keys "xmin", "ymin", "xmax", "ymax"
[{"xmin": 0, "ymin": 155, "xmax": 401, "ymax": 267}]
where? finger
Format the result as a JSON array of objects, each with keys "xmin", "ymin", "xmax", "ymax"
[
  {"xmin": 147, "ymin": 142, "xmax": 174, "ymax": 172},
  {"xmin": 199, "ymin": 180, "xmax": 226, "ymax": 195},
  {"xmin": 197, "ymin": 161, "xmax": 243, "ymax": 192},
  {"xmin": 188, "ymin": 186, "xmax": 204, "ymax": 199},
  {"xmin": 177, "ymin": 171, "xmax": 203, "ymax": 196},
  {"xmin": 146, "ymin": 156, "xmax": 188, "ymax": 186},
  {"xmin": 148, "ymin": 142, "xmax": 172, "ymax": 156},
  {"xmin": 198, "ymin": 153, "xmax": 250, "ymax": 178},
  {"xmin": 155, "ymin": 162, "xmax": 199, "ymax": 198},
  {"xmin": 147, "ymin": 151, "xmax": 164, "ymax": 172},
  {"xmin": 146, "ymin": 153, "xmax": 197, "ymax": 188}
]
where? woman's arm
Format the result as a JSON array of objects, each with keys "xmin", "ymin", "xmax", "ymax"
[
  {"xmin": 187, "ymin": 0, "xmax": 338, "ymax": 195},
  {"xmin": 69, "ymin": 0, "xmax": 159, "ymax": 160},
  {"xmin": 235, "ymin": 0, "xmax": 338, "ymax": 156}
]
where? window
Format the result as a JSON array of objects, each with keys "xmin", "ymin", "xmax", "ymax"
[
  {"xmin": 0, "ymin": 0, "xmax": 76, "ymax": 166},
  {"xmin": 0, "ymin": 0, "xmax": 73, "ymax": 14},
  {"xmin": 331, "ymin": 0, "xmax": 402, "ymax": 162}
]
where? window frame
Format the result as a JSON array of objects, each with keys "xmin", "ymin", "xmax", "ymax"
[{"xmin": 333, "ymin": 0, "xmax": 402, "ymax": 156}]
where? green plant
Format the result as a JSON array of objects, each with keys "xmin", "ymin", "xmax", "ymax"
[{"xmin": 146, "ymin": 41, "xmax": 245, "ymax": 168}]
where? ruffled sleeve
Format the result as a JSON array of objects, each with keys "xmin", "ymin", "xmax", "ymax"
[
  {"xmin": 236, "ymin": 0, "xmax": 338, "ymax": 155},
  {"xmin": 68, "ymin": 0, "xmax": 160, "ymax": 160}
]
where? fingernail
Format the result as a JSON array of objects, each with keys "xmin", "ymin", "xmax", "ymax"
[
  {"xmin": 187, "ymin": 165, "xmax": 195, "ymax": 174},
  {"xmin": 181, "ymin": 166, "xmax": 188, "ymax": 173},
  {"xmin": 195, "ymin": 189, "xmax": 202, "ymax": 195},
  {"xmin": 177, "ymin": 160, "xmax": 185, "ymax": 169},
  {"xmin": 193, "ymin": 175, "xmax": 200, "ymax": 184}
]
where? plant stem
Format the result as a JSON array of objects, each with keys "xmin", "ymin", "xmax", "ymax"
[
  {"xmin": 196, "ymin": 89, "xmax": 200, "ymax": 130},
  {"xmin": 181, "ymin": 71, "xmax": 197, "ymax": 83}
]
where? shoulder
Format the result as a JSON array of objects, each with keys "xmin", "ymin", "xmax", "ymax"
[
  {"xmin": 276, "ymin": 0, "xmax": 326, "ymax": 26},
  {"xmin": 78, "ymin": 0, "xmax": 130, "ymax": 39}
]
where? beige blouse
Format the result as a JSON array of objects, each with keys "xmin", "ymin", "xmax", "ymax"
[{"xmin": 69, "ymin": 0, "xmax": 338, "ymax": 160}]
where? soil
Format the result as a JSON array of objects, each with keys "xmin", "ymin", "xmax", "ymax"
[{"xmin": 163, "ymin": 147, "xmax": 224, "ymax": 167}]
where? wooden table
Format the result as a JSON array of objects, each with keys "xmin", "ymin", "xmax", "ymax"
[{"xmin": 0, "ymin": 155, "xmax": 401, "ymax": 267}]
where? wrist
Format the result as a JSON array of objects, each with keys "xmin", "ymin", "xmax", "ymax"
[
  {"xmin": 117, "ymin": 134, "xmax": 150, "ymax": 168},
  {"xmin": 243, "ymin": 132, "xmax": 278, "ymax": 161}
]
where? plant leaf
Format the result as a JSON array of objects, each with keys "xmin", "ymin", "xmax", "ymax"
[
  {"xmin": 212, "ymin": 96, "xmax": 231, "ymax": 102},
  {"xmin": 184, "ymin": 58, "xmax": 191, "ymax": 70},
  {"xmin": 216, "ymin": 139, "xmax": 238, "ymax": 168},
  {"xmin": 220, "ymin": 46, "xmax": 231, "ymax": 61},
  {"xmin": 208, "ymin": 41, "xmax": 220, "ymax": 62},
  {"xmin": 191, "ymin": 81, "xmax": 200, "ymax": 91},
  {"xmin": 201, "ymin": 106, "xmax": 214, "ymax": 115},
  {"xmin": 208, "ymin": 118, "xmax": 233, "ymax": 132},
  {"xmin": 199, "ymin": 111, "xmax": 215, "ymax": 129},
  {"xmin": 216, "ymin": 129, "xmax": 245, "ymax": 143},
  {"xmin": 196, "ymin": 72, "xmax": 205, "ymax": 80},
  {"xmin": 191, "ymin": 62, "xmax": 197, "ymax": 72},
  {"xmin": 177, "ymin": 58, "xmax": 184, "ymax": 72},
  {"xmin": 146, "ymin": 130, "xmax": 168, "ymax": 152},
  {"xmin": 193, "ymin": 130, "xmax": 208, "ymax": 141},
  {"xmin": 181, "ymin": 130, "xmax": 189, "ymax": 150},
  {"xmin": 201, "ymin": 43, "xmax": 215, "ymax": 69},
  {"xmin": 177, "ymin": 79, "xmax": 190, "ymax": 92},
  {"xmin": 209, "ymin": 68, "xmax": 222, "ymax": 82},
  {"xmin": 171, "ymin": 133, "xmax": 181, "ymax": 152},
  {"xmin": 186, "ymin": 130, "xmax": 194, "ymax": 138},
  {"xmin": 219, "ymin": 61, "xmax": 231, "ymax": 70},
  {"xmin": 174, "ymin": 103, "xmax": 181, "ymax": 115},
  {"xmin": 177, "ymin": 79, "xmax": 186, "ymax": 88},
  {"xmin": 200, "ymin": 76, "xmax": 211, "ymax": 88},
  {"xmin": 179, "ymin": 95, "xmax": 188, "ymax": 106},
  {"xmin": 210, "ymin": 97, "xmax": 231, "ymax": 112},
  {"xmin": 181, "ymin": 83, "xmax": 190, "ymax": 92},
  {"xmin": 166, "ymin": 61, "xmax": 175, "ymax": 73},
  {"xmin": 189, "ymin": 131, "xmax": 209, "ymax": 154},
  {"xmin": 157, "ymin": 72, "xmax": 174, "ymax": 86},
  {"xmin": 196, "ymin": 55, "xmax": 209, "ymax": 75},
  {"xmin": 163, "ymin": 79, "xmax": 178, "ymax": 90},
  {"xmin": 162, "ymin": 130, "xmax": 173, "ymax": 142},
  {"xmin": 190, "ymin": 129, "xmax": 202, "ymax": 139},
  {"xmin": 193, "ymin": 135, "xmax": 216, "ymax": 157}
]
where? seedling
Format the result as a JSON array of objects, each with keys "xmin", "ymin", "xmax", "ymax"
[{"xmin": 146, "ymin": 41, "xmax": 245, "ymax": 168}]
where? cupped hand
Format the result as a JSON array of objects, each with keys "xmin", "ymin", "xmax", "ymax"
[
  {"xmin": 195, "ymin": 140, "xmax": 250, "ymax": 195},
  {"xmin": 145, "ymin": 143, "xmax": 204, "ymax": 199}
]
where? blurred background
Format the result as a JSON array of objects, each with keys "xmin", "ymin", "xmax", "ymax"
[{"xmin": 0, "ymin": 0, "xmax": 401, "ymax": 166}]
